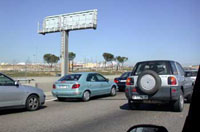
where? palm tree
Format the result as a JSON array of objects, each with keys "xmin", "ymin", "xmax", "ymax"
[{"xmin": 69, "ymin": 52, "xmax": 76, "ymax": 72}]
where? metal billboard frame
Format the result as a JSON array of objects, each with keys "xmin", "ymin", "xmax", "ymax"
[
  {"xmin": 38, "ymin": 9, "xmax": 98, "ymax": 76},
  {"xmin": 38, "ymin": 9, "xmax": 97, "ymax": 34}
]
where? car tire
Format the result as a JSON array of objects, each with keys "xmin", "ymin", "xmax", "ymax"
[
  {"xmin": 137, "ymin": 70, "xmax": 161, "ymax": 95},
  {"xmin": 173, "ymin": 92, "xmax": 184, "ymax": 112},
  {"xmin": 26, "ymin": 95, "xmax": 40, "ymax": 111},
  {"xmin": 110, "ymin": 86, "xmax": 117, "ymax": 96},
  {"xmin": 82, "ymin": 91, "xmax": 90, "ymax": 102},
  {"xmin": 186, "ymin": 94, "xmax": 192, "ymax": 103}
]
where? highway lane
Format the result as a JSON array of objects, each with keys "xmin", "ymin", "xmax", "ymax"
[{"xmin": 0, "ymin": 92, "xmax": 189, "ymax": 132}]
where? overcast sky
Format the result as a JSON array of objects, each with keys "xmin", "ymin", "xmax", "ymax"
[{"xmin": 0, "ymin": 0, "xmax": 199, "ymax": 66}]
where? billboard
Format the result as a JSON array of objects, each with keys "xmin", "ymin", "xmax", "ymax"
[{"xmin": 38, "ymin": 9, "xmax": 97, "ymax": 34}]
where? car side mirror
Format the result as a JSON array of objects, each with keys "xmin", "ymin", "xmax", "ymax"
[
  {"xmin": 106, "ymin": 78, "xmax": 109, "ymax": 82},
  {"xmin": 127, "ymin": 125, "xmax": 168, "ymax": 132},
  {"xmin": 15, "ymin": 81, "xmax": 19, "ymax": 87}
]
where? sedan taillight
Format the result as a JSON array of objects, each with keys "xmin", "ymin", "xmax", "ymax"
[
  {"xmin": 72, "ymin": 84, "xmax": 80, "ymax": 89},
  {"xmin": 114, "ymin": 79, "xmax": 119, "ymax": 83},
  {"xmin": 53, "ymin": 84, "xmax": 56, "ymax": 89},
  {"xmin": 126, "ymin": 77, "xmax": 134, "ymax": 85}
]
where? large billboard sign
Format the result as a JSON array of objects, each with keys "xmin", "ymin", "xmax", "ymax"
[{"xmin": 38, "ymin": 9, "xmax": 97, "ymax": 34}]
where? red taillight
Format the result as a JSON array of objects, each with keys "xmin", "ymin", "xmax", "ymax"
[
  {"xmin": 168, "ymin": 76, "xmax": 177, "ymax": 85},
  {"xmin": 72, "ymin": 84, "xmax": 80, "ymax": 89},
  {"xmin": 53, "ymin": 84, "xmax": 56, "ymax": 89},
  {"xmin": 126, "ymin": 78, "xmax": 134, "ymax": 85},
  {"xmin": 114, "ymin": 79, "xmax": 119, "ymax": 83}
]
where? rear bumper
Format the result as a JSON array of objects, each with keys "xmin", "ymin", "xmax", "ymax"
[
  {"xmin": 52, "ymin": 89, "xmax": 83, "ymax": 98},
  {"xmin": 125, "ymin": 86, "xmax": 181, "ymax": 102}
]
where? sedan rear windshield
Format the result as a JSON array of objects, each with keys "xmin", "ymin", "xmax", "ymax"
[
  {"xmin": 59, "ymin": 74, "xmax": 82, "ymax": 81},
  {"xmin": 133, "ymin": 61, "xmax": 171, "ymax": 75}
]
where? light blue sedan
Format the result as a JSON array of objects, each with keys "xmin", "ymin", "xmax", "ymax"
[{"xmin": 52, "ymin": 72, "xmax": 118, "ymax": 101}]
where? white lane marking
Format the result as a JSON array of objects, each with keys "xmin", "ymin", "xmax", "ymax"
[{"xmin": 46, "ymin": 98, "xmax": 57, "ymax": 102}]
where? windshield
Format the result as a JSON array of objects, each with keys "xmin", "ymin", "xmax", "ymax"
[
  {"xmin": 58, "ymin": 74, "xmax": 82, "ymax": 81},
  {"xmin": 120, "ymin": 72, "xmax": 131, "ymax": 78},
  {"xmin": 134, "ymin": 61, "xmax": 170, "ymax": 75}
]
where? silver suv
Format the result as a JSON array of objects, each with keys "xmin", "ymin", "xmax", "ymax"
[{"xmin": 125, "ymin": 60, "xmax": 193, "ymax": 112}]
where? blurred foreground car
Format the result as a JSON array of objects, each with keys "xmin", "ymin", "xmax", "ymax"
[
  {"xmin": 0, "ymin": 73, "xmax": 45, "ymax": 111},
  {"xmin": 52, "ymin": 72, "xmax": 118, "ymax": 101},
  {"xmin": 114, "ymin": 72, "xmax": 131, "ymax": 91}
]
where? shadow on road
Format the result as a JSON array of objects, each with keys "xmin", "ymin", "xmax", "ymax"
[
  {"xmin": 0, "ymin": 106, "xmax": 47, "ymax": 115},
  {"xmin": 54, "ymin": 94, "xmax": 127, "ymax": 102},
  {"xmin": 120, "ymin": 103, "xmax": 174, "ymax": 112}
]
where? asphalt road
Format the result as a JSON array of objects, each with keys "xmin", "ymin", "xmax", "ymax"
[{"xmin": 0, "ymin": 92, "xmax": 189, "ymax": 132}]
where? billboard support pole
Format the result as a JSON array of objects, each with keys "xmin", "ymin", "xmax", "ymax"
[{"xmin": 61, "ymin": 31, "xmax": 69, "ymax": 76}]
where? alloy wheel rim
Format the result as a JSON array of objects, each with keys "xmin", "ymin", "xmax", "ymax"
[
  {"xmin": 29, "ymin": 97, "xmax": 39, "ymax": 110},
  {"xmin": 84, "ymin": 92, "xmax": 90, "ymax": 100},
  {"xmin": 112, "ymin": 88, "xmax": 116, "ymax": 95}
]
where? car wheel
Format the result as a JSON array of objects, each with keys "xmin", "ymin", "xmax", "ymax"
[
  {"xmin": 26, "ymin": 95, "xmax": 40, "ymax": 111},
  {"xmin": 186, "ymin": 94, "xmax": 192, "ymax": 103},
  {"xmin": 137, "ymin": 70, "xmax": 161, "ymax": 95},
  {"xmin": 82, "ymin": 91, "xmax": 90, "ymax": 102},
  {"xmin": 173, "ymin": 92, "xmax": 184, "ymax": 112},
  {"xmin": 110, "ymin": 86, "xmax": 117, "ymax": 96}
]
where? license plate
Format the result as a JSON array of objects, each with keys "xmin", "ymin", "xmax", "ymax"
[
  {"xmin": 58, "ymin": 86, "xmax": 68, "ymax": 89},
  {"xmin": 120, "ymin": 80, "xmax": 126, "ymax": 82},
  {"xmin": 132, "ymin": 95, "xmax": 148, "ymax": 100}
]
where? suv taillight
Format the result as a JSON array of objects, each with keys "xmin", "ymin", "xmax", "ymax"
[
  {"xmin": 126, "ymin": 77, "xmax": 134, "ymax": 85},
  {"xmin": 114, "ymin": 79, "xmax": 119, "ymax": 83},
  {"xmin": 72, "ymin": 84, "xmax": 80, "ymax": 89},
  {"xmin": 168, "ymin": 76, "xmax": 177, "ymax": 85},
  {"xmin": 53, "ymin": 84, "xmax": 56, "ymax": 89}
]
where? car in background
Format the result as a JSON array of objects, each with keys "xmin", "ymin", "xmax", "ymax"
[
  {"xmin": 52, "ymin": 72, "xmax": 118, "ymax": 101},
  {"xmin": 185, "ymin": 70, "xmax": 198, "ymax": 86},
  {"xmin": 114, "ymin": 72, "xmax": 131, "ymax": 91},
  {"xmin": 125, "ymin": 60, "xmax": 193, "ymax": 112},
  {"xmin": 0, "ymin": 73, "xmax": 45, "ymax": 111}
]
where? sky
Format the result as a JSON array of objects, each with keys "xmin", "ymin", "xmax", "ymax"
[{"xmin": 0, "ymin": 0, "xmax": 199, "ymax": 66}]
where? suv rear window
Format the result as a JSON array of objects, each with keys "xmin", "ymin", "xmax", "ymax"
[
  {"xmin": 133, "ymin": 61, "xmax": 171, "ymax": 75},
  {"xmin": 59, "ymin": 74, "xmax": 82, "ymax": 81}
]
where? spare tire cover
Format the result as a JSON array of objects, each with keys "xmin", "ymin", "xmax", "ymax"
[{"xmin": 137, "ymin": 70, "xmax": 161, "ymax": 95}]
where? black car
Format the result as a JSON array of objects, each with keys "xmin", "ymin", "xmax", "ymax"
[{"xmin": 114, "ymin": 72, "xmax": 131, "ymax": 91}]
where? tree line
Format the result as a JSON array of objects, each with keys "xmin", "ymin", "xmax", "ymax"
[
  {"xmin": 103, "ymin": 53, "xmax": 128, "ymax": 71},
  {"xmin": 43, "ymin": 52, "xmax": 76, "ymax": 71},
  {"xmin": 43, "ymin": 52, "xmax": 128, "ymax": 71}
]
